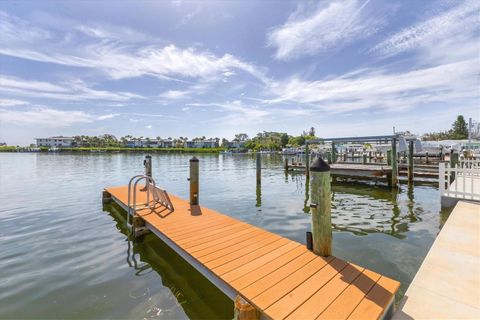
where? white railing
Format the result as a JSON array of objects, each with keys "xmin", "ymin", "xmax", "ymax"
[
  {"xmin": 439, "ymin": 161, "xmax": 480, "ymax": 201},
  {"xmin": 458, "ymin": 158, "xmax": 480, "ymax": 169}
]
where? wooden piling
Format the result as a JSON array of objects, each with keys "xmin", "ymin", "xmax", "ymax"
[
  {"xmin": 305, "ymin": 143, "xmax": 310, "ymax": 179},
  {"xmin": 363, "ymin": 153, "xmax": 367, "ymax": 164},
  {"xmin": 408, "ymin": 140, "xmax": 414, "ymax": 184},
  {"xmin": 284, "ymin": 158, "xmax": 289, "ymax": 171},
  {"xmin": 331, "ymin": 141, "xmax": 336, "ymax": 163},
  {"xmin": 387, "ymin": 150, "xmax": 392, "ymax": 166},
  {"xmin": 234, "ymin": 295, "xmax": 260, "ymax": 320},
  {"xmin": 391, "ymin": 138, "xmax": 398, "ymax": 187},
  {"xmin": 310, "ymin": 157, "xmax": 332, "ymax": 257},
  {"xmin": 189, "ymin": 157, "xmax": 199, "ymax": 205},
  {"xmin": 425, "ymin": 152, "xmax": 429, "ymax": 164},
  {"xmin": 256, "ymin": 153, "xmax": 261, "ymax": 185},
  {"xmin": 102, "ymin": 190, "xmax": 111, "ymax": 203}
]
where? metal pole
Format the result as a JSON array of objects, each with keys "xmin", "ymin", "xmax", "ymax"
[
  {"xmin": 310, "ymin": 157, "xmax": 332, "ymax": 257},
  {"xmin": 189, "ymin": 157, "xmax": 199, "ymax": 205}
]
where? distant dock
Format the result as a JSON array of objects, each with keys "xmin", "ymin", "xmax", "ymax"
[{"xmin": 103, "ymin": 183, "xmax": 400, "ymax": 319}]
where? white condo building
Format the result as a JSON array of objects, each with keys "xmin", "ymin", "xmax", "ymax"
[{"xmin": 36, "ymin": 137, "xmax": 74, "ymax": 147}]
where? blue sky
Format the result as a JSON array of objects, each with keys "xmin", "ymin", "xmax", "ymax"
[{"xmin": 0, "ymin": 0, "xmax": 478, "ymax": 145}]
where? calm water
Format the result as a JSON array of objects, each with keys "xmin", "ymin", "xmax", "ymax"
[{"xmin": 0, "ymin": 153, "xmax": 451, "ymax": 319}]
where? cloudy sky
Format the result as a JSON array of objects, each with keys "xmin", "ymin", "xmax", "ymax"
[{"xmin": 0, "ymin": 0, "xmax": 478, "ymax": 145}]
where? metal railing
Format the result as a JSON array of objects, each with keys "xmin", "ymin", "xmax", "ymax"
[
  {"xmin": 439, "ymin": 160, "xmax": 480, "ymax": 201},
  {"xmin": 126, "ymin": 174, "xmax": 174, "ymax": 233}
]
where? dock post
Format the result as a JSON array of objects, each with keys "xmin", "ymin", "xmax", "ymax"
[
  {"xmin": 305, "ymin": 143, "xmax": 310, "ymax": 179},
  {"xmin": 189, "ymin": 157, "xmax": 199, "ymax": 205},
  {"xmin": 425, "ymin": 152, "xmax": 429, "ymax": 164},
  {"xmin": 102, "ymin": 190, "xmax": 111, "ymax": 203},
  {"xmin": 363, "ymin": 153, "xmax": 367, "ymax": 164},
  {"xmin": 256, "ymin": 153, "xmax": 261, "ymax": 185},
  {"xmin": 234, "ymin": 295, "xmax": 260, "ymax": 320},
  {"xmin": 391, "ymin": 138, "xmax": 398, "ymax": 187},
  {"xmin": 284, "ymin": 157, "xmax": 289, "ymax": 171},
  {"xmin": 310, "ymin": 157, "xmax": 332, "ymax": 257},
  {"xmin": 141, "ymin": 155, "xmax": 152, "ymax": 191},
  {"xmin": 343, "ymin": 152, "xmax": 347, "ymax": 162},
  {"xmin": 387, "ymin": 150, "xmax": 392, "ymax": 166},
  {"xmin": 331, "ymin": 141, "xmax": 336, "ymax": 163},
  {"xmin": 408, "ymin": 140, "xmax": 414, "ymax": 184}
]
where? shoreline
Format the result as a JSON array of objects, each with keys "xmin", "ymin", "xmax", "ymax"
[{"xmin": 0, "ymin": 146, "xmax": 227, "ymax": 153}]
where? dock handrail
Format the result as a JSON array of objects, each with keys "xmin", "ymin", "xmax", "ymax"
[
  {"xmin": 126, "ymin": 174, "xmax": 175, "ymax": 233},
  {"xmin": 127, "ymin": 175, "xmax": 155, "ymax": 230}
]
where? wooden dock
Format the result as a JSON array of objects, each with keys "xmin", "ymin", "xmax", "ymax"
[
  {"xmin": 394, "ymin": 201, "xmax": 480, "ymax": 319},
  {"xmin": 104, "ymin": 184, "xmax": 400, "ymax": 319},
  {"xmin": 287, "ymin": 163, "xmax": 392, "ymax": 181}
]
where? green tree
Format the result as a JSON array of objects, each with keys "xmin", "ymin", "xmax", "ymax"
[
  {"xmin": 280, "ymin": 133, "xmax": 289, "ymax": 147},
  {"xmin": 451, "ymin": 115, "xmax": 468, "ymax": 139}
]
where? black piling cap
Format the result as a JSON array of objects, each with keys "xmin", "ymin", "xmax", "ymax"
[
  {"xmin": 310, "ymin": 157, "xmax": 330, "ymax": 172},
  {"xmin": 190, "ymin": 156, "xmax": 199, "ymax": 162}
]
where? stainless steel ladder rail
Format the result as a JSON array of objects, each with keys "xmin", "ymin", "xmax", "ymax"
[
  {"xmin": 126, "ymin": 174, "xmax": 175, "ymax": 234},
  {"xmin": 127, "ymin": 174, "xmax": 156, "ymax": 233}
]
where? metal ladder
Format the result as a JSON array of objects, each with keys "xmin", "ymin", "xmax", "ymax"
[{"xmin": 126, "ymin": 174, "xmax": 174, "ymax": 234}]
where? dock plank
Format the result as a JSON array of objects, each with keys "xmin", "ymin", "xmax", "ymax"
[{"xmin": 104, "ymin": 184, "xmax": 399, "ymax": 320}]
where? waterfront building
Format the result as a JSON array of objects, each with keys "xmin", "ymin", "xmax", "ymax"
[
  {"xmin": 184, "ymin": 139, "xmax": 219, "ymax": 148},
  {"xmin": 35, "ymin": 137, "xmax": 74, "ymax": 148}
]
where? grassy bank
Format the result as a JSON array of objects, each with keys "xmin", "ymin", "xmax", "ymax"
[{"xmin": 0, "ymin": 146, "xmax": 227, "ymax": 153}]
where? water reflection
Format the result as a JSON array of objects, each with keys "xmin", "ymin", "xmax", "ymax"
[
  {"xmin": 291, "ymin": 172, "xmax": 423, "ymax": 239},
  {"xmin": 103, "ymin": 202, "xmax": 233, "ymax": 320}
]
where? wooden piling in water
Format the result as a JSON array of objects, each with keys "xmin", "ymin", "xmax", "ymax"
[
  {"xmin": 408, "ymin": 140, "xmax": 414, "ymax": 184},
  {"xmin": 387, "ymin": 150, "xmax": 392, "ymax": 166},
  {"xmin": 189, "ymin": 157, "xmax": 199, "ymax": 205},
  {"xmin": 305, "ymin": 143, "xmax": 310, "ymax": 179},
  {"xmin": 256, "ymin": 153, "xmax": 261, "ymax": 185},
  {"xmin": 425, "ymin": 152, "xmax": 429, "ymax": 164},
  {"xmin": 284, "ymin": 158, "xmax": 289, "ymax": 171},
  {"xmin": 331, "ymin": 141, "xmax": 336, "ymax": 163},
  {"xmin": 310, "ymin": 157, "xmax": 332, "ymax": 257},
  {"xmin": 363, "ymin": 153, "xmax": 367, "ymax": 164},
  {"xmin": 391, "ymin": 138, "xmax": 398, "ymax": 187}
]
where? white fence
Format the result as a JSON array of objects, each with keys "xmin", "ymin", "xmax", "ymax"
[{"xmin": 439, "ymin": 160, "xmax": 480, "ymax": 204}]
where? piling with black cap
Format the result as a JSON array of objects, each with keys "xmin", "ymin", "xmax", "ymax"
[
  {"xmin": 310, "ymin": 157, "xmax": 332, "ymax": 256},
  {"xmin": 141, "ymin": 155, "xmax": 152, "ymax": 191},
  {"xmin": 189, "ymin": 157, "xmax": 199, "ymax": 205}
]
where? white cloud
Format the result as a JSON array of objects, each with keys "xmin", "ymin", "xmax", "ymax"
[
  {"xmin": 159, "ymin": 90, "xmax": 190, "ymax": 100},
  {"xmin": 0, "ymin": 75, "xmax": 142, "ymax": 101},
  {"xmin": 0, "ymin": 11, "xmax": 267, "ymax": 83},
  {"xmin": 267, "ymin": 0, "xmax": 389, "ymax": 60},
  {"xmin": 146, "ymin": 125, "xmax": 152, "ymax": 129},
  {"xmin": 267, "ymin": 59, "xmax": 479, "ymax": 113},
  {"xmin": 371, "ymin": 1, "xmax": 480, "ymax": 59},
  {"xmin": 0, "ymin": 106, "xmax": 119, "ymax": 127},
  {"xmin": 97, "ymin": 114, "xmax": 119, "ymax": 120},
  {"xmin": 0, "ymin": 99, "xmax": 29, "ymax": 107}
]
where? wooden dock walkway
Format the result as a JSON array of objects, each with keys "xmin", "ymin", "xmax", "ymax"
[
  {"xmin": 104, "ymin": 184, "xmax": 400, "ymax": 320},
  {"xmin": 394, "ymin": 201, "xmax": 480, "ymax": 319},
  {"xmin": 287, "ymin": 163, "xmax": 392, "ymax": 179}
]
